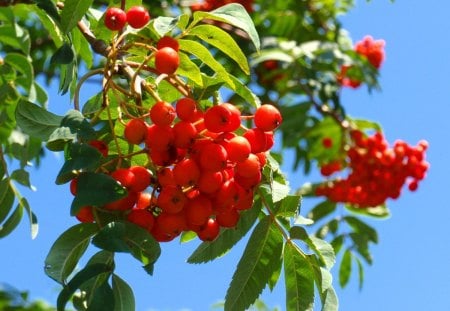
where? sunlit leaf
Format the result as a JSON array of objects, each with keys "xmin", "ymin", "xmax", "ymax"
[
  {"xmin": 225, "ymin": 217, "xmax": 283, "ymax": 311},
  {"xmin": 44, "ymin": 223, "xmax": 99, "ymax": 284},
  {"xmin": 284, "ymin": 243, "xmax": 315, "ymax": 311},
  {"xmin": 60, "ymin": 0, "xmax": 94, "ymax": 34}
]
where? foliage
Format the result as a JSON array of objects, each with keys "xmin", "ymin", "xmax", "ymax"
[{"xmin": 0, "ymin": 0, "xmax": 427, "ymax": 310}]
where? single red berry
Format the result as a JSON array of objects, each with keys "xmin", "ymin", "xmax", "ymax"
[
  {"xmin": 76, "ymin": 206, "xmax": 94, "ymax": 223},
  {"xmin": 135, "ymin": 192, "xmax": 156, "ymax": 210},
  {"xmin": 124, "ymin": 119, "xmax": 147, "ymax": 145},
  {"xmin": 199, "ymin": 143, "xmax": 228, "ymax": 171},
  {"xmin": 225, "ymin": 136, "xmax": 251, "ymax": 163},
  {"xmin": 156, "ymin": 211, "xmax": 186, "ymax": 236},
  {"xmin": 173, "ymin": 121, "xmax": 198, "ymax": 149},
  {"xmin": 176, "ymin": 98, "xmax": 198, "ymax": 121},
  {"xmin": 104, "ymin": 191, "xmax": 138, "ymax": 211},
  {"xmin": 155, "ymin": 47, "xmax": 180, "ymax": 75},
  {"xmin": 243, "ymin": 128, "xmax": 268, "ymax": 153},
  {"xmin": 150, "ymin": 101, "xmax": 176, "ymax": 126},
  {"xmin": 145, "ymin": 124, "xmax": 174, "ymax": 151},
  {"xmin": 197, "ymin": 218, "xmax": 220, "ymax": 241},
  {"xmin": 157, "ymin": 36, "xmax": 179, "ymax": 51},
  {"xmin": 129, "ymin": 166, "xmax": 152, "ymax": 192},
  {"xmin": 254, "ymin": 104, "xmax": 282, "ymax": 131},
  {"xmin": 104, "ymin": 7, "xmax": 127, "ymax": 31},
  {"xmin": 126, "ymin": 6, "xmax": 150, "ymax": 29},
  {"xmin": 235, "ymin": 153, "xmax": 261, "ymax": 178},
  {"xmin": 89, "ymin": 140, "xmax": 108, "ymax": 157},
  {"xmin": 216, "ymin": 208, "xmax": 240, "ymax": 228},
  {"xmin": 204, "ymin": 104, "xmax": 241, "ymax": 133},
  {"xmin": 157, "ymin": 185, "xmax": 186, "ymax": 214},
  {"xmin": 185, "ymin": 194, "xmax": 213, "ymax": 226},
  {"xmin": 69, "ymin": 178, "xmax": 78, "ymax": 196},
  {"xmin": 173, "ymin": 158, "xmax": 200, "ymax": 187},
  {"xmin": 111, "ymin": 168, "xmax": 136, "ymax": 189},
  {"xmin": 197, "ymin": 170, "xmax": 223, "ymax": 194},
  {"xmin": 127, "ymin": 209, "xmax": 155, "ymax": 231}
]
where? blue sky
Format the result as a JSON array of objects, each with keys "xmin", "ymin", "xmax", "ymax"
[{"xmin": 1, "ymin": 0, "xmax": 449, "ymax": 310}]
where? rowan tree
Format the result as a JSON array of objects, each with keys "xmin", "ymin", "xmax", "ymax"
[{"xmin": 0, "ymin": 0, "xmax": 428, "ymax": 310}]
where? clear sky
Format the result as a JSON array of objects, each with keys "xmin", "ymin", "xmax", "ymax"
[{"xmin": 0, "ymin": 0, "xmax": 449, "ymax": 310}]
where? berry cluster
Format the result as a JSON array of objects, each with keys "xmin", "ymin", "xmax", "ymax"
[
  {"xmin": 190, "ymin": 0, "xmax": 254, "ymax": 13},
  {"xmin": 338, "ymin": 35, "xmax": 386, "ymax": 88},
  {"xmin": 104, "ymin": 6, "xmax": 150, "ymax": 31},
  {"xmin": 316, "ymin": 131, "xmax": 429, "ymax": 207},
  {"xmin": 71, "ymin": 103, "xmax": 282, "ymax": 242}
]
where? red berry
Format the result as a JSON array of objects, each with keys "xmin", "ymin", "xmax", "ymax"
[
  {"xmin": 157, "ymin": 36, "xmax": 179, "ymax": 51},
  {"xmin": 199, "ymin": 143, "xmax": 228, "ymax": 171},
  {"xmin": 197, "ymin": 218, "xmax": 220, "ymax": 241},
  {"xmin": 104, "ymin": 7, "xmax": 127, "ymax": 31},
  {"xmin": 173, "ymin": 121, "xmax": 197, "ymax": 148},
  {"xmin": 126, "ymin": 6, "xmax": 150, "ymax": 29},
  {"xmin": 157, "ymin": 185, "xmax": 186, "ymax": 214},
  {"xmin": 173, "ymin": 158, "xmax": 200, "ymax": 187},
  {"xmin": 185, "ymin": 194, "xmax": 213, "ymax": 226},
  {"xmin": 76, "ymin": 206, "xmax": 94, "ymax": 223},
  {"xmin": 150, "ymin": 101, "xmax": 176, "ymax": 126},
  {"xmin": 124, "ymin": 119, "xmax": 147, "ymax": 145},
  {"xmin": 235, "ymin": 153, "xmax": 261, "ymax": 178},
  {"xmin": 254, "ymin": 104, "xmax": 282, "ymax": 131},
  {"xmin": 146, "ymin": 124, "xmax": 174, "ymax": 151},
  {"xmin": 155, "ymin": 47, "xmax": 180, "ymax": 75},
  {"xmin": 197, "ymin": 170, "xmax": 223, "ymax": 194},
  {"xmin": 176, "ymin": 98, "xmax": 198, "ymax": 121},
  {"xmin": 129, "ymin": 166, "xmax": 152, "ymax": 192},
  {"xmin": 70, "ymin": 178, "xmax": 78, "ymax": 195},
  {"xmin": 89, "ymin": 140, "xmax": 108, "ymax": 157},
  {"xmin": 127, "ymin": 209, "xmax": 155, "ymax": 231},
  {"xmin": 135, "ymin": 192, "xmax": 156, "ymax": 210},
  {"xmin": 111, "ymin": 168, "xmax": 136, "ymax": 189},
  {"xmin": 204, "ymin": 104, "xmax": 241, "ymax": 133},
  {"xmin": 225, "ymin": 136, "xmax": 251, "ymax": 163}
]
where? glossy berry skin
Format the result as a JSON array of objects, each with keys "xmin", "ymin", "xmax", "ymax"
[
  {"xmin": 197, "ymin": 218, "xmax": 220, "ymax": 241},
  {"xmin": 155, "ymin": 47, "xmax": 179, "ymax": 75},
  {"xmin": 150, "ymin": 101, "xmax": 176, "ymax": 126},
  {"xmin": 126, "ymin": 6, "xmax": 150, "ymax": 29},
  {"xmin": 104, "ymin": 7, "xmax": 127, "ymax": 31},
  {"xmin": 157, "ymin": 36, "xmax": 179, "ymax": 51},
  {"xmin": 127, "ymin": 209, "xmax": 155, "ymax": 231},
  {"xmin": 254, "ymin": 104, "xmax": 282, "ymax": 131},
  {"xmin": 124, "ymin": 119, "xmax": 147, "ymax": 145}
]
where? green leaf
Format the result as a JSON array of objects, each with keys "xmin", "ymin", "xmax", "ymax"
[
  {"xmin": 344, "ymin": 216, "xmax": 378, "ymax": 243},
  {"xmin": 92, "ymin": 221, "xmax": 161, "ymax": 275},
  {"xmin": 177, "ymin": 52, "xmax": 203, "ymax": 87},
  {"xmin": 355, "ymin": 256, "xmax": 365, "ymax": 290},
  {"xmin": 345, "ymin": 204, "xmax": 390, "ymax": 219},
  {"xmin": 0, "ymin": 24, "xmax": 30, "ymax": 54},
  {"xmin": 112, "ymin": 274, "xmax": 135, "ymax": 311},
  {"xmin": 0, "ymin": 179, "xmax": 14, "ymax": 225},
  {"xmin": 46, "ymin": 127, "xmax": 77, "ymax": 151},
  {"xmin": 307, "ymin": 200, "xmax": 337, "ymax": 222},
  {"xmin": 61, "ymin": 109, "xmax": 96, "ymax": 141},
  {"xmin": 0, "ymin": 204, "xmax": 23, "ymax": 238},
  {"xmin": 224, "ymin": 216, "xmax": 283, "ymax": 311},
  {"xmin": 57, "ymin": 263, "xmax": 113, "ymax": 311},
  {"xmin": 189, "ymin": 24, "xmax": 249, "ymax": 74},
  {"xmin": 179, "ymin": 39, "xmax": 235, "ymax": 87},
  {"xmin": 34, "ymin": 6, "xmax": 64, "ymax": 47},
  {"xmin": 349, "ymin": 233, "xmax": 373, "ymax": 264},
  {"xmin": 4, "ymin": 53, "xmax": 33, "ymax": 91},
  {"xmin": 283, "ymin": 243, "xmax": 315, "ymax": 311},
  {"xmin": 276, "ymin": 195, "xmax": 301, "ymax": 218},
  {"xmin": 44, "ymin": 223, "xmax": 99, "ymax": 284},
  {"xmin": 226, "ymin": 74, "xmax": 261, "ymax": 108},
  {"xmin": 339, "ymin": 249, "xmax": 352, "ymax": 288},
  {"xmin": 271, "ymin": 179, "xmax": 290, "ymax": 203},
  {"xmin": 60, "ymin": 0, "xmax": 94, "ymax": 34},
  {"xmin": 193, "ymin": 3, "xmax": 260, "ymax": 51},
  {"xmin": 15, "ymin": 100, "xmax": 63, "ymax": 141},
  {"xmin": 19, "ymin": 197, "xmax": 38, "ymax": 239},
  {"xmin": 86, "ymin": 280, "xmax": 115, "ymax": 311},
  {"xmin": 152, "ymin": 14, "xmax": 189, "ymax": 36},
  {"xmin": 290, "ymin": 227, "xmax": 335, "ymax": 269},
  {"xmin": 35, "ymin": 0, "xmax": 61, "ymax": 24},
  {"xmin": 51, "ymin": 43, "xmax": 76, "ymax": 65},
  {"xmin": 187, "ymin": 198, "xmax": 262, "ymax": 263},
  {"xmin": 77, "ymin": 251, "xmax": 115, "ymax": 309},
  {"xmin": 10, "ymin": 169, "xmax": 31, "ymax": 188},
  {"xmin": 71, "ymin": 172, "xmax": 127, "ymax": 215},
  {"xmin": 321, "ymin": 287, "xmax": 339, "ymax": 311}
]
